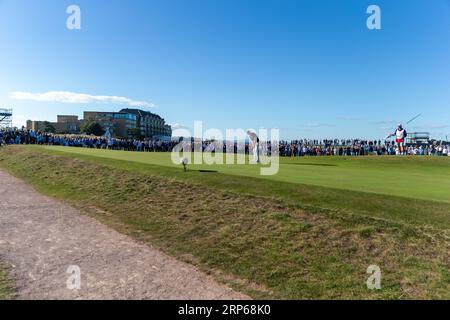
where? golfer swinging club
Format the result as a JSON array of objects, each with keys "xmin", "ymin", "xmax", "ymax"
[
  {"xmin": 247, "ymin": 130, "xmax": 260, "ymax": 164},
  {"xmin": 386, "ymin": 123, "xmax": 408, "ymax": 155}
]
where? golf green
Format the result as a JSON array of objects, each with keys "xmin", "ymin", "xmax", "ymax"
[{"xmin": 40, "ymin": 146, "xmax": 450, "ymax": 203}]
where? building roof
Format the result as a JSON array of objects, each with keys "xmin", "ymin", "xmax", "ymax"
[{"xmin": 119, "ymin": 108, "xmax": 163, "ymax": 120}]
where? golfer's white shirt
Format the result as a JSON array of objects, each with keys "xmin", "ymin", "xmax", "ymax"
[
  {"xmin": 248, "ymin": 132, "xmax": 259, "ymax": 144},
  {"xmin": 396, "ymin": 129, "xmax": 406, "ymax": 140},
  {"xmin": 248, "ymin": 132, "xmax": 260, "ymax": 163}
]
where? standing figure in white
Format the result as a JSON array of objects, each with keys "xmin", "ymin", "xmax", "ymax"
[
  {"xmin": 386, "ymin": 124, "xmax": 408, "ymax": 155},
  {"xmin": 247, "ymin": 130, "xmax": 260, "ymax": 164}
]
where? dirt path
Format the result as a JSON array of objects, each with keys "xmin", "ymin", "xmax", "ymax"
[{"xmin": 0, "ymin": 170, "xmax": 248, "ymax": 300}]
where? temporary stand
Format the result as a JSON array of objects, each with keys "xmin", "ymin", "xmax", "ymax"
[{"xmin": 0, "ymin": 108, "xmax": 13, "ymax": 129}]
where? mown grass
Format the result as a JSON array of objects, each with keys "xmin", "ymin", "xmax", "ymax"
[
  {"xmin": 40, "ymin": 145, "xmax": 450, "ymax": 203},
  {"xmin": 0, "ymin": 145, "xmax": 449, "ymax": 299},
  {"xmin": 0, "ymin": 264, "xmax": 14, "ymax": 300},
  {"xmin": 33, "ymin": 146, "xmax": 450, "ymax": 230}
]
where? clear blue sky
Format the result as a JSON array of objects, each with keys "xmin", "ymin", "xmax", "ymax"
[{"xmin": 1, "ymin": 0, "xmax": 449, "ymax": 139}]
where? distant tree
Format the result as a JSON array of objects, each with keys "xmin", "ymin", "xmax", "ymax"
[
  {"xmin": 42, "ymin": 121, "xmax": 56, "ymax": 133},
  {"xmin": 128, "ymin": 128, "xmax": 144, "ymax": 140},
  {"xmin": 81, "ymin": 121, "xmax": 104, "ymax": 136}
]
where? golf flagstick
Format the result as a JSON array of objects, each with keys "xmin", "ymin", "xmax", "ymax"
[{"xmin": 406, "ymin": 113, "xmax": 422, "ymax": 125}]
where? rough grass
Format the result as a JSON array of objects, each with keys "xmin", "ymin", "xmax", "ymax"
[
  {"xmin": 0, "ymin": 145, "xmax": 449, "ymax": 299},
  {"xmin": 0, "ymin": 263, "xmax": 14, "ymax": 300}
]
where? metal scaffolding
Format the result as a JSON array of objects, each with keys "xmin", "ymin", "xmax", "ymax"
[
  {"xmin": 0, "ymin": 108, "xmax": 13, "ymax": 129},
  {"xmin": 406, "ymin": 132, "xmax": 430, "ymax": 145}
]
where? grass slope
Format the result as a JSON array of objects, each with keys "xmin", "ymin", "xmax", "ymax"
[
  {"xmin": 35, "ymin": 146, "xmax": 450, "ymax": 230},
  {"xmin": 0, "ymin": 145, "xmax": 449, "ymax": 299},
  {"xmin": 0, "ymin": 264, "xmax": 14, "ymax": 300},
  {"xmin": 40, "ymin": 145, "xmax": 450, "ymax": 203}
]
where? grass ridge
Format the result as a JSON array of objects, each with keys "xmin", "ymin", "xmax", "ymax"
[{"xmin": 0, "ymin": 146, "xmax": 448, "ymax": 299}]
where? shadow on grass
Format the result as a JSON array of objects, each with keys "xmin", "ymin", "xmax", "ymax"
[{"xmin": 287, "ymin": 163, "xmax": 337, "ymax": 167}]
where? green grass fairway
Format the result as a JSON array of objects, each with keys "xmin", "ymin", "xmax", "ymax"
[
  {"xmin": 30, "ymin": 146, "xmax": 450, "ymax": 229},
  {"xmin": 0, "ymin": 264, "xmax": 14, "ymax": 300},
  {"xmin": 1, "ymin": 145, "xmax": 449, "ymax": 299},
  {"xmin": 41, "ymin": 145, "xmax": 450, "ymax": 203}
]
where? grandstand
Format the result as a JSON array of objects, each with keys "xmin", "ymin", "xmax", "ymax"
[
  {"xmin": 0, "ymin": 108, "xmax": 13, "ymax": 129},
  {"xmin": 406, "ymin": 132, "xmax": 430, "ymax": 146}
]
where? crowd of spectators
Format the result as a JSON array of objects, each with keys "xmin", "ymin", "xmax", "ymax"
[
  {"xmin": 0, "ymin": 129, "xmax": 174, "ymax": 152},
  {"xmin": 1, "ymin": 128, "xmax": 449, "ymax": 157},
  {"xmin": 277, "ymin": 139, "xmax": 449, "ymax": 156}
]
